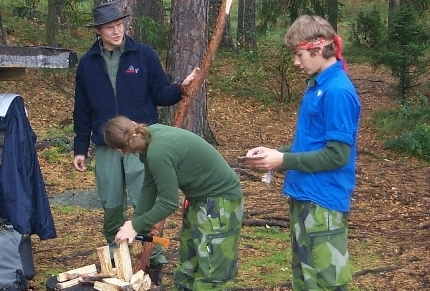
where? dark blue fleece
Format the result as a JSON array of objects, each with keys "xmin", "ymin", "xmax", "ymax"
[{"xmin": 73, "ymin": 36, "xmax": 182, "ymax": 156}]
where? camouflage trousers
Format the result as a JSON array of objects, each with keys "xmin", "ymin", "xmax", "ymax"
[
  {"xmin": 290, "ymin": 198, "xmax": 352, "ymax": 291},
  {"xmin": 172, "ymin": 196, "xmax": 244, "ymax": 291}
]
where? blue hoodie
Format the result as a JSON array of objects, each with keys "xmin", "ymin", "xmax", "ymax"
[{"xmin": 73, "ymin": 36, "xmax": 182, "ymax": 156}]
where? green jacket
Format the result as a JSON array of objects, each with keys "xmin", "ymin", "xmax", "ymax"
[{"xmin": 131, "ymin": 124, "xmax": 243, "ymax": 233}]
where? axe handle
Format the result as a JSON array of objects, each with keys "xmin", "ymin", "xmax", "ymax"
[{"xmin": 135, "ymin": 234, "xmax": 171, "ymax": 249}]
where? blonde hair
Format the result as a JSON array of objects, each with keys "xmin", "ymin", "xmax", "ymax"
[
  {"xmin": 103, "ymin": 116, "xmax": 151, "ymax": 153},
  {"xmin": 285, "ymin": 15, "xmax": 336, "ymax": 58}
]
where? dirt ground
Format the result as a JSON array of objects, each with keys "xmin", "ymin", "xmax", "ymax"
[{"xmin": 1, "ymin": 63, "xmax": 429, "ymax": 290}]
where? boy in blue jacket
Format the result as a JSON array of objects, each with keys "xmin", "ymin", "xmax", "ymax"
[{"xmin": 245, "ymin": 15, "xmax": 361, "ymax": 291}]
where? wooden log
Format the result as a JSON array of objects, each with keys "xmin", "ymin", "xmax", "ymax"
[
  {"xmin": 94, "ymin": 281, "xmax": 119, "ymax": 291},
  {"xmin": 56, "ymin": 264, "xmax": 97, "ymax": 282},
  {"xmin": 103, "ymin": 278, "xmax": 134, "ymax": 291},
  {"xmin": 113, "ymin": 241, "xmax": 133, "ymax": 283},
  {"xmin": 55, "ymin": 278, "xmax": 81, "ymax": 289},
  {"xmin": 97, "ymin": 245, "xmax": 114, "ymax": 274}
]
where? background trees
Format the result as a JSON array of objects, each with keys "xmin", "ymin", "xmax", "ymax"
[
  {"xmin": 0, "ymin": 9, "xmax": 5, "ymax": 45},
  {"xmin": 350, "ymin": 0, "xmax": 430, "ymax": 99}
]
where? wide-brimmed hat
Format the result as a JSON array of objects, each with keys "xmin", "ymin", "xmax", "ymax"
[{"xmin": 86, "ymin": 1, "xmax": 131, "ymax": 28}]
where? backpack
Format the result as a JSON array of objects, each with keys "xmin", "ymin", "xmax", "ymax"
[{"xmin": 0, "ymin": 218, "xmax": 35, "ymax": 291}]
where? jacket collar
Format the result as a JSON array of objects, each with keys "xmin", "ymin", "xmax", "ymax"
[
  {"xmin": 88, "ymin": 35, "xmax": 137, "ymax": 56},
  {"xmin": 308, "ymin": 60, "xmax": 343, "ymax": 87}
]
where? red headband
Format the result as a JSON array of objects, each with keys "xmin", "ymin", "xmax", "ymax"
[
  {"xmin": 296, "ymin": 35, "xmax": 347, "ymax": 71},
  {"xmin": 296, "ymin": 37, "xmax": 332, "ymax": 50}
]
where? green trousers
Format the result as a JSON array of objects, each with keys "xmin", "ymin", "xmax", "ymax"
[
  {"xmin": 290, "ymin": 198, "xmax": 352, "ymax": 291},
  {"xmin": 173, "ymin": 196, "xmax": 243, "ymax": 291},
  {"xmin": 94, "ymin": 145, "xmax": 166, "ymax": 265}
]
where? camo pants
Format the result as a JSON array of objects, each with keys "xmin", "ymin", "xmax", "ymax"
[
  {"xmin": 290, "ymin": 198, "xmax": 352, "ymax": 291},
  {"xmin": 173, "ymin": 196, "xmax": 244, "ymax": 291}
]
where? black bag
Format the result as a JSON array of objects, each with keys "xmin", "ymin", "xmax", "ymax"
[{"xmin": 0, "ymin": 218, "xmax": 35, "ymax": 291}]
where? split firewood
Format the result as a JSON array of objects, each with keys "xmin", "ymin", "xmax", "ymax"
[
  {"xmin": 114, "ymin": 241, "xmax": 133, "ymax": 283},
  {"xmin": 130, "ymin": 270, "xmax": 144, "ymax": 291},
  {"xmin": 55, "ymin": 278, "xmax": 81, "ymax": 289},
  {"xmin": 138, "ymin": 274, "xmax": 151, "ymax": 291},
  {"xmin": 97, "ymin": 245, "xmax": 114, "ymax": 274},
  {"xmin": 130, "ymin": 270, "xmax": 152, "ymax": 291},
  {"xmin": 93, "ymin": 281, "xmax": 119, "ymax": 291},
  {"xmin": 56, "ymin": 264, "xmax": 97, "ymax": 282},
  {"xmin": 102, "ymin": 277, "xmax": 134, "ymax": 291}
]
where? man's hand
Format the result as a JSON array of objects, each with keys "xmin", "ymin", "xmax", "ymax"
[
  {"xmin": 73, "ymin": 154, "xmax": 86, "ymax": 172},
  {"xmin": 182, "ymin": 67, "xmax": 200, "ymax": 87}
]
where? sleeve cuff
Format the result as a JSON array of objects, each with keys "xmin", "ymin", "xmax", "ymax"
[{"xmin": 282, "ymin": 152, "xmax": 300, "ymax": 170}]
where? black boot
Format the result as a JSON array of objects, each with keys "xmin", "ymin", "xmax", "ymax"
[{"xmin": 145, "ymin": 264, "xmax": 165, "ymax": 291}]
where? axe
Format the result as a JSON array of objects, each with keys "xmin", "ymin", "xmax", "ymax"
[{"xmin": 135, "ymin": 234, "xmax": 170, "ymax": 249}]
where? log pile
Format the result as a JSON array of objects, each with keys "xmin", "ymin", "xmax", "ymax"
[{"xmin": 55, "ymin": 241, "xmax": 152, "ymax": 290}]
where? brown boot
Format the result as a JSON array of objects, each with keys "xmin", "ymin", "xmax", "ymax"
[{"xmin": 145, "ymin": 264, "xmax": 165, "ymax": 291}]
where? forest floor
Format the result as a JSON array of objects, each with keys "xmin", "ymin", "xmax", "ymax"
[{"xmin": 1, "ymin": 62, "xmax": 429, "ymax": 290}]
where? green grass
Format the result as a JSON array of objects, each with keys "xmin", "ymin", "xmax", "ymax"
[
  {"xmin": 52, "ymin": 205, "xmax": 81, "ymax": 215},
  {"xmin": 228, "ymin": 226, "xmax": 291, "ymax": 288}
]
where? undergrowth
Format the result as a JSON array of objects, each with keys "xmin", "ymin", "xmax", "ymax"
[{"xmin": 372, "ymin": 93, "xmax": 430, "ymax": 161}]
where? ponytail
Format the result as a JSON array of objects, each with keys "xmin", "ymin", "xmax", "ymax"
[{"xmin": 104, "ymin": 116, "xmax": 151, "ymax": 153}]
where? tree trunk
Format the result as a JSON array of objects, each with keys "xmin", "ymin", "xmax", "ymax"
[
  {"xmin": 209, "ymin": 0, "xmax": 221, "ymax": 34},
  {"xmin": 243, "ymin": 0, "xmax": 256, "ymax": 50},
  {"xmin": 133, "ymin": 0, "xmax": 164, "ymax": 45},
  {"xmin": 46, "ymin": 0, "xmax": 58, "ymax": 47},
  {"xmin": 288, "ymin": 0, "xmax": 299, "ymax": 24},
  {"xmin": 118, "ymin": 0, "xmax": 136, "ymax": 37},
  {"xmin": 310, "ymin": 0, "xmax": 324, "ymax": 17},
  {"xmin": 0, "ymin": 9, "xmax": 6, "ymax": 45},
  {"xmin": 237, "ymin": 0, "xmax": 244, "ymax": 49},
  {"xmin": 388, "ymin": 0, "xmax": 396, "ymax": 44},
  {"xmin": 56, "ymin": 1, "xmax": 67, "ymax": 29},
  {"xmin": 164, "ymin": 0, "xmax": 216, "ymax": 142},
  {"xmin": 327, "ymin": 0, "xmax": 338, "ymax": 31},
  {"xmin": 133, "ymin": 1, "xmax": 144, "ymax": 42},
  {"xmin": 222, "ymin": 15, "xmax": 235, "ymax": 49}
]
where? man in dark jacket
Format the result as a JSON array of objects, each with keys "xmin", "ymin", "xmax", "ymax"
[{"xmin": 72, "ymin": 2, "xmax": 198, "ymax": 288}]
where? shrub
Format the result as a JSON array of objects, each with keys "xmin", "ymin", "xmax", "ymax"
[{"xmin": 373, "ymin": 93, "xmax": 430, "ymax": 161}]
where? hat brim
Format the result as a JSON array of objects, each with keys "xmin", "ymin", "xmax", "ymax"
[{"xmin": 85, "ymin": 13, "xmax": 131, "ymax": 28}]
